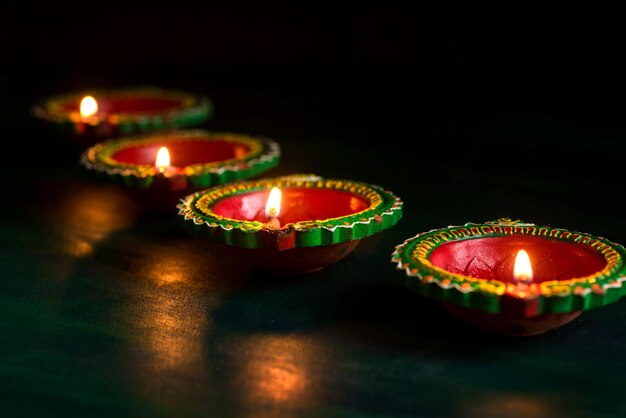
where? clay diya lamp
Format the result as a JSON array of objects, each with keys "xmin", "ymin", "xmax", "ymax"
[
  {"xmin": 80, "ymin": 130, "xmax": 281, "ymax": 211},
  {"xmin": 178, "ymin": 175, "xmax": 403, "ymax": 274},
  {"xmin": 32, "ymin": 86, "xmax": 212, "ymax": 147},
  {"xmin": 392, "ymin": 218, "xmax": 626, "ymax": 336}
]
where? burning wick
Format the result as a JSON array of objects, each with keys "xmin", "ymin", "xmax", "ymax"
[
  {"xmin": 155, "ymin": 146, "xmax": 171, "ymax": 174},
  {"xmin": 265, "ymin": 187, "xmax": 282, "ymax": 229},
  {"xmin": 513, "ymin": 249, "xmax": 533, "ymax": 287},
  {"xmin": 80, "ymin": 96, "xmax": 98, "ymax": 121}
]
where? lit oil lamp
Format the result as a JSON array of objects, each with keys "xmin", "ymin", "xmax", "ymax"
[
  {"xmin": 178, "ymin": 175, "xmax": 403, "ymax": 274},
  {"xmin": 32, "ymin": 87, "xmax": 212, "ymax": 146},
  {"xmin": 80, "ymin": 130, "xmax": 281, "ymax": 212},
  {"xmin": 392, "ymin": 219, "xmax": 626, "ymax": 335}
]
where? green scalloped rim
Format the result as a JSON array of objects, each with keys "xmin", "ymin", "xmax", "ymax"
[
  {"xmin": 80, "ymin": 130, "xmax": 281, "ymax": 189},
  {"xmin": 32, "ymin": 86, "xmax": 212, "ymax": 135},
  {"xmin": 391, "ymin": 218, "xmax": 626, "ymax": 315},
  {"xmin": 177, "ymin": 175, "xmax": 403, "ymax": 249}
]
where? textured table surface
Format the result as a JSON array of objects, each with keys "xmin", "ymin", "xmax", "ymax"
[{"xmin": 1, "ymin": 92, "xmax": 625, "ymax": 417}]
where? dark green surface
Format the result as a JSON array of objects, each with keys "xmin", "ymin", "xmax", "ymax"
[{"xmin": 1, "ymin": 93, "xmax": 626, "ymax": 418}]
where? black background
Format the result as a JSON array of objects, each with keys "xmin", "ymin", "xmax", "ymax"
[
  {"xmin": 3, "ymin": 3, "xmax": 624, "ymax": 231},
  {"xmin": 4, "ymin": 4, "xmax": 626, "ymax": 122}
]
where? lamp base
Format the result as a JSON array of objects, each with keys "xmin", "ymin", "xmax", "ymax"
[
  {"xmin": 122, "ymin": 187, "xmax": 197, "ymax": 214},
  {"xmin": 443, "ymin": 303, "xmax": 582, "ymax": 336},
  {"xmin": 234, "ymin": 240, "xmax": 361, "ymax": 274}
]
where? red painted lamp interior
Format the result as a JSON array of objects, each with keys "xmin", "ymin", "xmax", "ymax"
[
  {"xmin": 212, "ymin": 188, "xmax": 370, "ymax": 225},
  {"xmin": 61, "ymin": 97, "xmax": 183, "ymax": 114},
  {"xmin": 429, "ymin": 236, "xmax": 607, "ymax": 283},
  {"xmin": 111, "ymin": 140, "xmax": 251, "ymax": 167}
]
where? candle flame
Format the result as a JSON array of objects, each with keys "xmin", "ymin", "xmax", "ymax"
[
  {"xmin": 265, "ymin": 187, "xmax": 282, "ymax": 219},
  {"xmin": 80, "ymin": 96, "xmax": 98, "ymax": 118},
  {"xmin": 513, "ymin": 249, "xmax": 533, "ymax": 284},
  {"xmin": 155, "ymin": 146, "xmax": 171, "ymax": 173}
]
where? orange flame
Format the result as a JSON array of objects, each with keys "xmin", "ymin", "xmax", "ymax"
[
  {"xmin": 265, "ymin": 187, "xmax": 282, "ymax": 219},
  {"xmin": 513, "ymin": 249, "xmax": 533, "ymax": 284},
  {"xmin": 80, "ymin": 96, "xmax": 98, "ymax": 118},
  {"xmin": 155, "ymin": 147, "xmax": 171, "ymax": 173}
]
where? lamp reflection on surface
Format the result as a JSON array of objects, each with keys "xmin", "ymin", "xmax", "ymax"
[
  {"xmin": 138, "ymin": 295, "xmax": 210, "ymax": 373},
  {"xmin": 132, "ymin": 238, "xmax": 246, "ymax": 289},
  {"xmin": 64, "ymin": 237, "xmax": 94, "ymax": 258},
  {"xmin": 127, "ymin": 271, "xmax": 212, "ymax": 405},
  {"xmin": 461, "ymin": 393, "xmax": 558, "ymax": 418},
  {"xmin": 54, "ymin": 187, "xmax": 138, "ymax": 259},
  {"xmin": 126, "ymin": 244, "xmax": 213, "ymax": 372},
  {"xmin": 240, "ymin": 335, "xmax": 319, "ymax": 406},
  {"xmin": 147, "ymin": 252, "xmax": 196, "ymax": 285},
  {"xmin": 120, "ymin": 238, "xmax": 247, "ymax": 407}
]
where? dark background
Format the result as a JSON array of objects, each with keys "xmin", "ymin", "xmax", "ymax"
[
  {"xmin": 3, "ymin": 4, "xmax": 625, "ymax": 222},
  {"xmin": 1, "ymin": 4, "xmax": 626, "ymax": 417},
  {"xmin": 3, "ymin": 3, "xmax": 624, "ymax": 229},
  {"xmin": 4, "ymin": 4, "xmax": 626, "ymax": 118}
]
